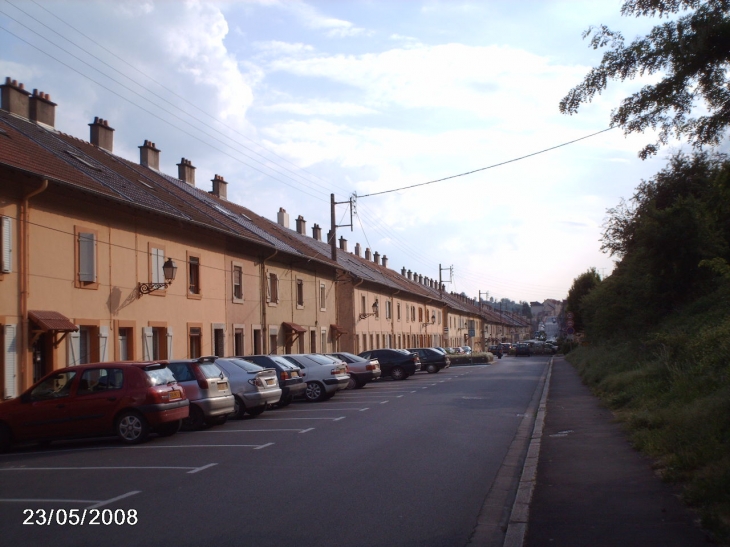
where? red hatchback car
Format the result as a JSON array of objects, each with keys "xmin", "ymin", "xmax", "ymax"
[{"xmin": 0, "ymin": 361, "xmax": 189, "ymax": 451}]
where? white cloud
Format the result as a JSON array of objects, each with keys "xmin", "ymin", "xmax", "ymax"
[{"xmin": 263, "ymin": 101, "xmax": 378, "ymax": 116}]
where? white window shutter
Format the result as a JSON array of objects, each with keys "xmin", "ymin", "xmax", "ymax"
[
  {"xmin": 98, "ymin": 326, "xmax": 109, "ymax": 362},
  {"xmin": 78, "ymin": 232, "xmax": 96, "ymax": 282},
  {"xmin": 151, "ymin": 248, "xmax": 164, "ymax": 284},
  {"xmin": 142, "ymin": 327, "xmax": 153, "ymax": 360},
  {"xmin": 1, "ymin": 216, "xmax": 12, "ymax": 274},
  {"xmin": 166, "ymin": 327, "xmax": 173, "ymax": 360},
  {"xmin": 4, "ymin": 324, "xmax": 17, "ymax": 398},
  {"xmin": 67, "ymin": 329, "xmax": 81, "ymax": 366}
]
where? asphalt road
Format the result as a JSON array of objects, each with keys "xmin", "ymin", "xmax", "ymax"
[{"xmin": 0, "ymin": 357, "xmax": 549, "ymax": 547}]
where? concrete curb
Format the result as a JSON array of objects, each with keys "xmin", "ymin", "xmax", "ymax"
[{"xmin": 502, "ymin": 357, "xmax": 553, "ymax": 547}]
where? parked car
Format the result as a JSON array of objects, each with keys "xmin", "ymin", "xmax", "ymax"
[
  {"xmin": 166, "ymin": 358, "xmax": 235, "ymax": 429},
  {"xmin": 241, "ymin": 354, "xmax": 307, "ymax": 406},
  {"xmin": 406, "ymin": 348, "xmax": 450, "ymax": 373},
  {"xmin": 433, "ymin": 347, "xmax": 448, "ymax": 355},
  {"xmin": 0, "ymin": 362, "xmax": 188, "ymax": 450},
  {"xmin": 500, "ymin": 343, "xmax": 512, "ymax": 353},
  {"xmin": 460, "ymin": 346, "xmax": 472, "ymax": 354},
  {"xmin": 327, "ymin": 352, "xmax": 381, "ymax": 388},
  {"xmin": 515, "ymin": 343, "xmax": 532, "ymax": 357},
  {"xmin": 213, "ymin": 358, "xmax": 281, "ymax": 419},
  {"xmin": 358, "ymin": 349, "xmax": 421, "ymax": 380},
  {"xmin": 488, "ymin": 345, "xmax": 503, "ymax": 358},
  {"xmin": 280, "ymin": 354, "xmax": 349, "ymax": 402}
]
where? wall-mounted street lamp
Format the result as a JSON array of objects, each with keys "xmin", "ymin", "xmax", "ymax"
[
  {"xmin": 359, "ymin": 299, "xmax": 379, "ymax": 320},
  {"xmin": 422, "ymin": 313, "xmax": 436, "ymax": 328},
  {"xmin": 138, "ymin": 258, "xmax": 178, "ymax": 295}
]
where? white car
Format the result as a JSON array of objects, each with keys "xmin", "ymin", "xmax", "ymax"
[{"xmin": 281, "ymin": 354, "xmax": 349, "ymax": 402}]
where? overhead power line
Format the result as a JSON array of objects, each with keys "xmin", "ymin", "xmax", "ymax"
[{"xmin": 357, "ymin": 127, "xmax": 616, "ymax": 198}]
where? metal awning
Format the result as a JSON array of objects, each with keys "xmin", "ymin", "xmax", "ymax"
[
  {"xmin": 29, "ymin": 310, "xmax": 78, "ymax": 332},
  {"xmin": 282, "ymin": 322, "xmax": 306, "ymax": 333},
  {"xmin": 28, "ymin": 310, "xmax": 78, "ymax": 348}
]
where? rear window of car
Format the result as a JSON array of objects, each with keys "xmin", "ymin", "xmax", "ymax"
[
  {"xmin": 300, "ymin": 354, "xmax": 333, "ymax": 366},
  {"xmin": 198, "ymin": 363, "xmax": 223, "ymax": 379},
  {"xmin": 268, "ymin": 356, "xmax": 299, "ymax": 369},
  {"xmin": 226, "ymin": 358, "xmax": 264, "ymax": 373},
  {"xmin": 145, "ymin": 367, "xmax": 176, "ymax": 386}
]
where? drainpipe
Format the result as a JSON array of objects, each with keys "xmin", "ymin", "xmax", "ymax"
[
  {"xmin": 260, "ymin": 249, "xmax": 278, "ymax": 354},
  {"xmin": 19, "ymin": 178, "xmax": 49, "ymax": 390}
]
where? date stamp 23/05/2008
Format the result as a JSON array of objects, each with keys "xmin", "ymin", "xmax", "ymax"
[{"xmin": 23, "ymin": 508, "xmax": 138, "ymax": 526}]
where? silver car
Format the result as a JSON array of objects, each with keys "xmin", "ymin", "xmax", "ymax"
[
  {"xmin": 166, "ymin": 358, "xmax": 235, "ymax": 430},
  {"xmin": 326, "ymin": 352, "xmax": 381, "ymax": 389},
  {"xmin": 281, "ymin": 354, "xmax": 349, "ymax": 402},
  {"xmin": 213, "ymin": 358, "xmax": 281, "ymax": 419}
]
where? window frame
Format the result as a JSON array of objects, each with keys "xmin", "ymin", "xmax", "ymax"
[
  {"xmin": 187, "ymin": 251, "xmax": 202, "ymax": 299},
  {"xmin": 319, "ymin": 282, "xmax": 326, "ymax": 311},
  {"xmin": 148, "ymin": 244, "xmax": 166, "ymax": 296},
  {"xmin": 232, "ymin": 262, "xmax": 243, "ymax": 303},
  {"xmin": 296, "ymin": 278, "xmax": 304, "ymax": 309},
  {"xmin": 75, "ymin": 226, "xmax": 99, "ymax": 289}
]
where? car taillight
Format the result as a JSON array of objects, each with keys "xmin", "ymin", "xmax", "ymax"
[
  {"xmin": 191, "ymin": 365, "xmax": 209, "ymax": 389},
  {"xmin": 248, "ymin": 377, "xmax": 266, "ymax": 388},
  {"xmin": 281, "ymin": 371, "xmax": 291, "ymax": 380},
  {"xmin": 147, "ymin": 387, "xmax": 170, "ymax": 404},
  {"xmin": 331, "ymin": 368, "xmax": 338, "ymax": 375}
]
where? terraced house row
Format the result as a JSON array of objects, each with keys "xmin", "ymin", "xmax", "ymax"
[{"xmin": 0, "ymin": 77, "xmax": 529, "ymax": 398}]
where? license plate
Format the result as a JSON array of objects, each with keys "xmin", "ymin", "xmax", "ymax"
[
  {"xmin": 217, "ymin": 382, "xmax": 228, "ymax": 391},
  {"xmin": 291, "ymin": 371, "xmax": 299, "ymax": 378},
  {"xmin": 169, "ymin": 390, "xmax": 181, "ymax": 399},
  {"xmin": 266, "ymin": 379, "xmax": 275, "ymax": 385}
]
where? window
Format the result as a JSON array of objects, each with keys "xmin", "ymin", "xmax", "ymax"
[
  {"xmin": 189, "ymin": 327, "xmax": 201, "ymax": 358},
  {"xmin": 76, "ymin": 228, "xmax": 97, "ymax": 288},
  {"xmin": 118, "ymin": 327, "xmax": 132, "ymax": 360},
  {"xmin": 213, "ymin": 326, "xmax": 225, "ymax": 357},
  {"xmin": 310, "ymin": 330, "xmax": 316, "ymax": 353},
  {"xmin": 188, "ymin": 254, "xmax": 201, "ymax": 297},
  {"xmin": 320, "ymin": 329, "xmax": 327, "ymax": 353},
  {"xmin": 267, "ymin": 272, "xmax": 279, "ymax": 304},
  {"xmin": 232, "ymin": 264, "xmax": 243, "ymax": 302},
  {"xmin": 397, "ymin": 303, "xmax": 401, "ymax": 321},
  {"xmin": 78, "ymin": 368, "xmax": 123, "ymax": 395},
  {"xmin": 296, "ymin": 279, "xmax": 304, "ymax": 308},
  {"xmin": 361, "ymin": 295, "xmax": 366, "ymax": 315},
  {"xmin": 1, "ymin": 216, "xmax": 11, "ymax": 273},
  {"xmin": 3, "ymin": 324, "xmax": 17, "ymax": 399},
  {"xmin": 418, "ymin": 308, "xmax": 423, "ymax": 323},
  {"xmin": 142, "ymin": 326, "xmax": 171, "ymax": 360},
  {"xmin": 320, "ymin": 283, "xmax": 326, "ymax": 311},
  {"xmin": 438, "ymin": 311, "xmax": 442, "ymax": 325},
  {"xmin": 411, "ymin": 306, "xmax": 416, "ymax": 322},
  {"xmin": 385, "ymin": 300, "xmax": 392, "ymax": 320}
]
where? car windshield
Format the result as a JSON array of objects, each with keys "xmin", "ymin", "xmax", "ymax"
[
  {"xmin": 225, "ymin": 358, "xmax": 264, "ymax": 373},
  {"xmin": 145, "ymin": 367, "xmax": 176, "ymax": 386}
]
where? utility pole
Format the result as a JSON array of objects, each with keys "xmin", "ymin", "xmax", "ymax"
[
  {"xmin": 438, "ymin": 264, "xmax": 453, "ymax": 296},
  {"xmin": 329, "ymin": 193, "xmax": 355, "ymax": 261},
  {"xmin": 478, "ymin": 290, "xmax": 488, "ymax": 310}
]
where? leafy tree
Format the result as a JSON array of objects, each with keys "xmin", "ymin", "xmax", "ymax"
[
  {"xmin": 566, "ymin": 268, "xmax": 602, "ymax": 333},
  {"xmin": 560, "ymin": 0, "xmax": 730, "ymax": 159}
]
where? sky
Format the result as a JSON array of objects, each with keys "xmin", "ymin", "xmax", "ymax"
[{"xmin": 0, "ymin": 0, "xmax": 690, "ymax": 303}]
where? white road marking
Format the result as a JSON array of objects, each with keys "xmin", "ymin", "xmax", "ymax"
[
  {"xmin": 87, "ymin": 491, "xmax": 140, "ymax": 509},
  {"xmin": 188, "ymin": 463, "xmax": 218, "ymax": 474},
  {"xmin": 358, "ymin": 408, "xmax": 369, "ymax": 412},
  {"xmin": 271, "ymin": 408, "xmax": 368, "ymax": 412},
  {"xmin": 263, "ymin": 417, "xmax": 346, "ymax": 421},
  {"xmin": 333, "ymin": 417, "xmax": 346, "ymax": 421},
  {"xmin": 195, "ymin": 428, "xmax": 307, "ymax": 433},
  {"xmin": 299, "ymin": 428, "xmax": 315, "ymax": 434},
  {"xmin": 254, "ymin": 443, "xmax": 274, "ymax": 450},
  {"xmin": 380, "ymin": 401, "xmax": 388, "ymax": 404},
  {"xmin": 0, "ymin": 466, "xmax": 206, "ymax": 472}
]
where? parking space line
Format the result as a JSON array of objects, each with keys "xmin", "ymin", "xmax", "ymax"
[
  {"xmin": 380, "ymin": 401, "xmax": 388, "ymax": 404},
  {"xmin": 253, "ymin": 443, "xmax": 274, "ymax": 450},
  {"xmin": 271, "ymin": 408, "xmax": 368, "ymax": 412},
  {"xmin": 87, "ymin": 491, "xmax": 140, "ymax": 509},
  {"xmin": 0, "ymin": 466, "xmax": 208, "ymax": 472},
  {"xmin": 126, "ymin": 444, "xmax": 268, "ymax": 448},
  {"xmin": 188, "ymin": 463, "xmax": 218, "ymax": 474},
  {"xmin": 359, "ymin": 408, "xmax": 369, "ymax": 412},
  {"xmin": 299, "ymin": 428, "xmax": 314, "ymax": 434},
  {"xmin": 263, "ymin": 417, "xmax": 346, "ymax": 421},
  {"xmin": 195, "ymin": 428, "xmax": 308, "ymax": 433}
]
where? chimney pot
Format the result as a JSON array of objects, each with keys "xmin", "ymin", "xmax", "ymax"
[
  {"xmin": 1, "ymin": 77, "xmax": 31, "ymax": 119},
  {"xmin": 339, "ymin": 236, "xmax": 347, "ymax": 251},
  {"xmin": 139, "ymin": 140, "xmax": 161, "ymax": 170},
  {"xmin": 30, "ymin": 87, "xmax": 57, "ymax": 127},
  {"xmin": 89, "ymin": 116, "xmax": 115, "ymax": 152},
  {"xmin": 210, "ymin": 174, "xmax": 227, "ymax": 199},
  {"xmin": 382, "ymin": 255, "xmax": 388, "ymax": 267},
  {"xmin": 177, "ymin": 157, "xmax": 196, "ymax": 186},
  {"xmin": 296, "ymin": 215, "xmax": 307, "ymax": 235},
  {"xmin": 277, "ymin": 208, "xmax": 290, "ymax": 228},
  {"xmin": 373, "ymin": 251, "xmax": 380, "ymax": 265},
  {"xmin": 401, "ymin": 267, "xmax": 407, "ymax": 276},
  {"xmin": 407, "ymin": 270, "xmax": 412, "ymax": 280},
  {"xmin": 365, "ymin": 248, "xmax": 371, "ymax": 261},
  {"xmin": 312, "ymin": 223, "xmax": 322, "ymax": 241},
  {"xmin": 355, "ymin": 243, "xmax": 361, "ymax": 257}
]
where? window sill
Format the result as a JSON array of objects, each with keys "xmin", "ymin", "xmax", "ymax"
[{"xmin": 187, "ymin": 293, "xmax": 203, "ymax": 300}]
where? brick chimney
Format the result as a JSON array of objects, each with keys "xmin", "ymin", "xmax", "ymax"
[
  {"xmin": 30, "ymin": 89, "xmax": 56, "ymax": 127},
  {"xmin": 177, "ymin": 158, "xmax": 196, "ymax": 186},
  {"xmin": 355, "ymin": 243, "xmax": 361, "ymax": 257},
  {"xmin": 407, "ymin": 270, "xmax": 412, "ymax": 280},
  {"xmin": 373, "ymin": 251, "xmax": 380, "ymax": 265},
  {"xmin": 365, "ymin": 248, "xmax": 371, "ymax": 261},
  {"xmin": 312, "ymin": 223, "xmax": 322, "ymax": 241},
  {"xmin": 295, "ymin": 215, "xmax": 306, "ymax": 235},
  {"xmin": 339, "ymin": 236, "xmax": 347, "ymax": 251},
  {"xmin": 418, "ymin": 274, "xmax": 423, "ymax": 284},
  {"xmin": 89, "ymin": 117, "xmax": 114, "ymax": 152},
  {"xmin": 382, "ymin": 255, "xmax": 388, "ymax": 268},
  {"xmin": 1, "ymin": 78, "xmax": 30, "ymax": 118},
  {"xmin": 211, "ymin": 174, "xmax": 227, "ymax": 199},
  {"xmin": 401, "ymin": 267, "xmax": 406, "ymax": 276},
  {"xmin": 139, "ymin": 140, "xmax": 160, "ymax": 170},
  {"xmin": 277, "ymin": 207, "xmax": 289, "ymax": 228}
]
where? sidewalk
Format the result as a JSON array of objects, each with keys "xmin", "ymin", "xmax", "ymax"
[{"xmin": 524, "ymin": 356, "xmax": 711, "ymax": 547}]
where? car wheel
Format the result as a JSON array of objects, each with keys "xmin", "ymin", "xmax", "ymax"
[
  {"xmin": 246, "ymin": 405, "xmax": 266, "ymax": 417},
  {"xmin": 232, "ymin": 396, "xmax": 247, "ymax": 419},
  {"xmin": 156, "ymin": 419, "xmax": 181, "ymax": 437},
  {"xmin": 426, "ymin": 364, "xmax": 438, "ymax": 374},
  {"xmin": 182, "ymin": 405, "xmax": 205, "ymax": 431},
  {"xmin": 391, "ymin": 366, "xmax": 406, "ymax": 381},
  {"xmin": 115, "ymin": 411, "xmax": 149, "ymax": 445},
  {"xmin": 346, "ymin": 376, "xmax": 358, "ymax": 390},
  {"xmin": 305, "ymin": 381, "xmax": 326, "ymax": 402},
  {"xmin": 277, "ymin": 395, "xmax": 293, "ymax": 407},
  {"xmin": 0, "ymin": 423, "xmax": 11, "ymax": 452}
]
